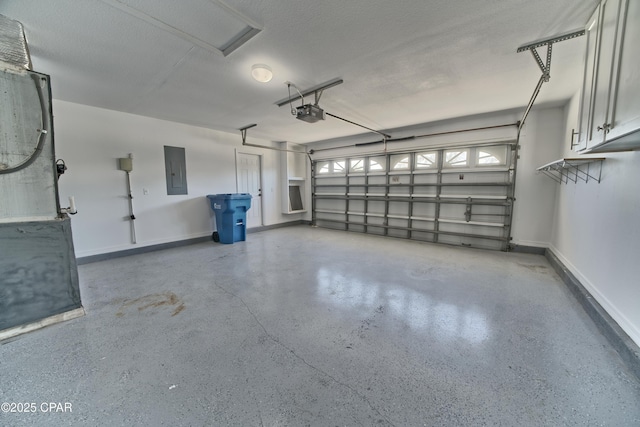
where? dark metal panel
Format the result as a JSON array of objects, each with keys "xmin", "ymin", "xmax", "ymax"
[
  {"xmin": 164, "ymin": 146, "xmax": 188, "ymax": 195},
  {"xmin": 0, "ymin": 217, "xmax": 81, "ymax": 331},
  {"xmin": 0, "ymin": 69, "xmax": 58, "ymax": 220}
]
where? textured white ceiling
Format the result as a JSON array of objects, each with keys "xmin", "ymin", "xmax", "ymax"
[{"xmin": 0, "ymin": 0, "xmax": 597, "ymax": 144}]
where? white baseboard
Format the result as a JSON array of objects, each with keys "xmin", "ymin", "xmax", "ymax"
[
  {"xmin": 510, "ymin": 239, "xmax": 549, "ymax": 248},
  {"xmin": 548, "ymin": 245, "xmax": 640, "ymax": 347}
]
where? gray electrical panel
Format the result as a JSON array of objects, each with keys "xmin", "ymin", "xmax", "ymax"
[{"xmin": 164, "ymin": 146, "xmax": 188, "ymax": 195}]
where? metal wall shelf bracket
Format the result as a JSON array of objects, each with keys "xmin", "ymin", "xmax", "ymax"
[{"xmin": 536, "ymin": 158, "xmax": 605, "ymax": 184}]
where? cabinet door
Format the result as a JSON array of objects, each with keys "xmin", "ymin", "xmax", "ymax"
[
  {"xmin": 607, "ymin": 0, "xmax": 640, "ymax": 140},
  {"xmin": 576, "ymin": 7, "xmax": 601, "ymax": 151},
  {"xmin": 589, "ymin": 0, "xmax": 623, "ymax": 149}
]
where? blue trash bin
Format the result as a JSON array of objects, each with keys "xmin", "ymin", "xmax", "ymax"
[{"xmin": 206, "ymin": 194, "xmax": 252, "ymax": 244}]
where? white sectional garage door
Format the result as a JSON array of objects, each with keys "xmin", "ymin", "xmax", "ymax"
[{"xmin": 312, "ymin": 142, "xmax": 517, "ymax": 251}]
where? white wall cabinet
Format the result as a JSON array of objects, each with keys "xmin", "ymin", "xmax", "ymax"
[
  {"xmin": 280, "ymin": 142, "xmax": 307, "ymax": 214},
  {"xmin": 576, "ymin": 0, "xmax": 640, "ymax": 153},
  {"xmin": 575, "ymin": 7, "xmax": 600, "ymax": 151},
  {"xmin": 606, "ymin": 0, "xmax": 640, "ymax": 145}
]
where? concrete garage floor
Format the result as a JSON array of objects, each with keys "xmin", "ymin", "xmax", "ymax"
[{"xmin": 1, "ymin": 226, "xmax": 639, "ymax": 426}]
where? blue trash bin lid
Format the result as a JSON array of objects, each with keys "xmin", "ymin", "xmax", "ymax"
[
  {"xmin": 224, "ymin": 193, "xmax": 251, "ymax": 199},
  {"xmin": 207, "ymin": 193, "xmax": 251, "ymax": 200}
]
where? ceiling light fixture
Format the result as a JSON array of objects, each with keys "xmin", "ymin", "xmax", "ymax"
[{"xmin": 251, "ymin": 64, "xmax": 272, "ymax": 83}]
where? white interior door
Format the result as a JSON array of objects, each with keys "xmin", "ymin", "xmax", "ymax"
[{"xmin": 236, "ymin": 152, "xmax": 263, "ymax": 228}]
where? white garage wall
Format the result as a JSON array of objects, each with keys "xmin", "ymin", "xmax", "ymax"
[
  {"xmin": 53, "ymin": 100, "xmax": 299, "ymax": 258},
  {"xmin": 551, "ymin": 93, "xmax": 640, "ymax": 346},
  {"xmin": 53, "ymin": 100, "xmax": 566, "ymax": 257},
  {"xmin": 511, "ymin": 107, "xmax": 563, "ymax": 247}
]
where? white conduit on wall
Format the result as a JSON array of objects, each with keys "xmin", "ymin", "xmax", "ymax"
[{"xmin": 118, "ymin": 153, "xmax": 136, "ymax": 244}]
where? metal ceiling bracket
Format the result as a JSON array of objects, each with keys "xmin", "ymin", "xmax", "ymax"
[
  {"xmin": 239, "ymin": 123, "xmax": 257, "ymax": 144},
  {"xmin": 529, "ymin": 44, "xmax": 552, "ymax": 81},
  {"xmin": 516, "ymin": 28, "xmax": 585, "ymax": 53},
  {"xmin": 516, "ymin": 28, "xmax": 585, "ymax": 131},
  {"xmin": 276, "ymin": 77, "xmax": 389, "ymax": 141},
  {"xmin": 237, "ymin": 124, "xmax": 307, "ymax": 154},
  {"xmin": 275, "ymin": 78, "xmax": 343, "ymax": 107}
]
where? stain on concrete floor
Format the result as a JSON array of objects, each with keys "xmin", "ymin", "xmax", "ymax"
[
  {"xmin": 116, "ymin": 291, "xmax": 185, "ymax": 317},
  {"xmin": 517, "ymin": 263, "xmax": 549, "ymax": 274}
]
